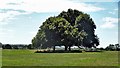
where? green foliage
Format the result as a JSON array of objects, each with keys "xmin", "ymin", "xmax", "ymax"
[{"xmin": 32, "ymin": 9, "xmax": 99, "ymax": 50}]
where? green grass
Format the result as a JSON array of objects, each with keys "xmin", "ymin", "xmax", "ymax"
[
  {"xmin": 0, "ymin": 49, "xmax": 2, "ymax": 67},
  {"xmin": 2, "ymin": 49, "xmax": 119, "ymax": 66}
]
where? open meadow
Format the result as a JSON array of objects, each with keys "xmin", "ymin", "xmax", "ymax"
[{"xmin": 2, "ymin": 49, "xmax": 119, "ymax": 67}]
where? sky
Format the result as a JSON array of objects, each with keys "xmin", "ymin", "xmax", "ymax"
[{"xmin": 0, "ymin": 0, "xmax": 119, "ymax": 48}]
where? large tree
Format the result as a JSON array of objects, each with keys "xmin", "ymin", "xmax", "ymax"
[{"xmin": 32, "ymin": 9, "xmax": 99, "ymax": 51}]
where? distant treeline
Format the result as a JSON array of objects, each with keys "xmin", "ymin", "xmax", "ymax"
[
  {"xmin": 103, "ymin": 44, "xmax": 120, "ymax": 51},
  {"xmin": 0, "ymin": 42, "xmax": 120, "ymax": 51},
  {"xmin": 0, "ymin": 43, "xmax": 33, "ymax": 49}
]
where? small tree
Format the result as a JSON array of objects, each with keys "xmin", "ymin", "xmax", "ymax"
[
  {"xmin": 5, "ymin": 44, "xmax": 12, "ymax": 49},
  {"xmin": 115, "ymin": 44, "xmax": 120, "ymax": 51},
  {"xmin": 27, "ymin": 44, "xmax": 33, "ymax": 49},
  {"xmin": 105, "ymin": 44, "xmax": 116, "ymax": 51}
]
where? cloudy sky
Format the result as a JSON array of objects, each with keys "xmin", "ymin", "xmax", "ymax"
[{"xmin": 0, "ymin": 0, "xmax": 119, "ymax": 48}]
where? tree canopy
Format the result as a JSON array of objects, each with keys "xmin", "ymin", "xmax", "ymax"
[{"xmin": 32, "ymin": 9, "xmax": 99, "ymax": 51}]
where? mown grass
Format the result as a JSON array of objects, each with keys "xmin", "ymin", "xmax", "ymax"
[
  {"xmin": 2, "ymin": 49, "xmax": 119, "ymax": 66},
  {"xmin": 0, "ymin": 49, "xmax": 2, "ymax": 67}
]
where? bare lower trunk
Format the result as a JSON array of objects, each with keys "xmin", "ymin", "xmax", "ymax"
[
  {"xmin": 69, "ymin": 46, "xmax": 71, "ymax": 51},
  {"xmin": 65, "ymin": 46, "xmax": 68, "ymax": 51},
  {"xmin": 53, "ymin": 45, "xmax": 55, "ymax": 52}
]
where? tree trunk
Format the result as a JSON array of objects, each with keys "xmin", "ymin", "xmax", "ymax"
[
  {"xmin": 65, "ymin": 46, "xmax": 68, "ymax": 51},
  {"xmin": 53, "ymin": 45, "xmax": 55, "ymax": 52},
  {"xmin": 69, "ymin": 46, "xmax": 71, "ymax": 51}
]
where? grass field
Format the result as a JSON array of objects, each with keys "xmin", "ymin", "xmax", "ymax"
[{"xmin": 2, "ymin": 49, "xmax": 119, "ymax": 66}]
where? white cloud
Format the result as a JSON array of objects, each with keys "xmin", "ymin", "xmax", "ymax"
[
  {"xmin": 0, "ymin": 0, "xmax": 105, "ymax": 25},
  {"xmin": 0, "ymin": 10, "xmax": 30, "ymax": 25},
  {"xmin": 109, "ymin": 11, "xmax": 116, "ymax": 15},
  {"xmin": 0, "ymin": 11, "xmax": 20, "ymax": 22},
  {"xmin": 0, "ymin": 0, "xmax": 105, "ymax": 13},
  {"xmin": 100, "ymin": 17, "xmax": 118, "ymax": 29},
  {"xmin": 109, "ymin": 8, "xmax": 118, "ymax": 15}
]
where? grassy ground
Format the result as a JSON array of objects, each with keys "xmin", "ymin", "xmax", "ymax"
[
  {"xmin": 0, "ymin": 49, "xmax": 2, "ymax": 67},
  {"xmin": 2, "ymin": 49, "xmax": 119, "ymax": 66}
]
